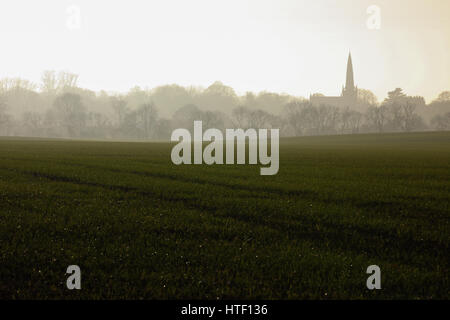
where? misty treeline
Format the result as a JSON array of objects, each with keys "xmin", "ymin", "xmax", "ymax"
[{"xmin": 0, "ymin": 71, "xmax": 449, "ymax": 140}]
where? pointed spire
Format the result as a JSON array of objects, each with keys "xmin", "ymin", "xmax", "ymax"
[{"xmin": 345, "ymin": 52, "xmax": 354, "ymax": 90}]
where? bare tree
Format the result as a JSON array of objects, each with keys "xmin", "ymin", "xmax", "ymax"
[
  {"xmin": 248, "ymin": 110, "xmax": 270, "ymax": 129},
  {"xmin": 0, "ymin": 96, "xmax": 12, "ymax": 135},
  {"xmin": 231, "ymin": 106, "xmax": 251, "ymax": 129},
  {"xmin": 110, "ymin": 96, "xmax": 128, "ymax": 127},
  {"xmin": 283, "ymin": 101, "xmax": 309, "ymax": 136},
  {"xmin": 53, "ymin": 93, "xmax": 86, "ymax": 137},
  {"xmin": 136, "ymin": 101, "xmax": 158, "ymax": 139},
  {"xmin": 348, "ymin": 110, "xmax": 363, "ymax": 133},
  {"xmin": 22, "ymin": 111, "xmax": 44, "ymax": 135},
  {"xmin": 358, "ymin": 88, "xmax": 378, "ymax": 107},
  {"xmin": 386, "ymin": 98, "xmax": 422, "ymax": 132},
  {"xmin": 435, "ymin": 91, "xmax": 450, "ymax": 102},
  {"xmin": 40, "ymin": 71, "xmax": 58, "ymax": 94},
  {"xmin": 340, "ymin": 107, "xmax": 352, "ymax": 133},
  {"xmin": 172, "ymin": 104, "xmax": 202, "ymax": 130},
  {"xmin": 57, "ymin": 72, "xmax": 79, "ymax": 91},
  {"xmin": 400, "ymin": 100, "xmax": 417, "ymax": 132},
  {"xmin": 431, "ymin": 113, "xmax": 450, "ymax": 131},
  {"xmin": 201, "ymin": 110, "xmax": 225, "ymax": 129},
  {"xmin": 366, "ymin": 105, "xmax": 389, "ymax": 132},
  {"xmin": 317, "ymin": 105, "xmax": 339, "ymax": 134}
]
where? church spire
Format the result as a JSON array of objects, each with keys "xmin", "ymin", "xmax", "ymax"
[{"xmin": 345, "ymin": 52, "xmax": 355, "ymax": 90}]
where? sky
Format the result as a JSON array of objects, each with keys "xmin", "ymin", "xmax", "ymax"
[{"xmin": 0, "ymin": 0, "xmax": 449, "ymax": 103}]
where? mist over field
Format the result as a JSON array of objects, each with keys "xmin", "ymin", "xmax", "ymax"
[
  {"xmin": 0, "ymin": 73, "xmax": 449, "ymax": 140},
  {"xmin": 0, "ymin": 1, "xmax": 449, "ymax": 141},
  {"xmin": 0, "ymin": 0, "xmax": 449, "ymax": 302}
]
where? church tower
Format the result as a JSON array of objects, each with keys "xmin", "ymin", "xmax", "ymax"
[
  {"xmin": 341, "ymin": 52, "xmax": 358, "ymax": 103},
  {"xmin": 310, "ymin": 51, "xmax": 359, "ymax": 109},
  {"xmin": 345, "ymin": 52, "xmax": 355, "ymax": 90}
]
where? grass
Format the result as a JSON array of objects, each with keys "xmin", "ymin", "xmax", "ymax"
[{"xmin": 0, "ymin": 131, "xmax": 449, "ymax": 299}]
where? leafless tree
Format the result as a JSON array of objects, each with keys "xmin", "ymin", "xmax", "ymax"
[
  {"xmin": 366, "ymin": 105, "xmax": 389, "ymax": 132},
  {"xmin": 53, "ymin": 93, "xmax": 86, "ymax": 137},
  {"xmin": 110, "ymin": 96, "xmax": 128, "ymax": 127},
  {"xmin": 136, "ymin": 101, "xmax": 158, "ymax": 139},
  {"xmin": 431, "ymin": 113, "xmax": 450, "ymax": 130},
  {"xmin": 0, "ymin": 96, "xmax": 12, "ymax": 135},
  {"xmin": 231, "ymin": 106, "xmax": 251, "ymax": 129},
  {"xmin": 348, "ymin": 110, "xmax": 363, "ymax": 133}
]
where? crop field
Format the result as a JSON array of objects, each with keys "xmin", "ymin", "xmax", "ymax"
[{"xmin": 0, "ymin": 132, "xmax": 449, "ymax": 299}]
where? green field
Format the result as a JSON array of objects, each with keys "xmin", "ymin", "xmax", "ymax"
[{"xmin": 0, "ymin": 132, "xmax": 449, "ymax": 299}]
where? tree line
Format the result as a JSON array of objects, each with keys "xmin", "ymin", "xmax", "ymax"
[{"xmin": 0, "ymin": 71, "xmax": 449, "ymax": 139}]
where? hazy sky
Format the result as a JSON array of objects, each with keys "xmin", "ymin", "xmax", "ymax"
[{"xmin": 0, "ymin": 0, "xmax": 449, "ymax": 102}]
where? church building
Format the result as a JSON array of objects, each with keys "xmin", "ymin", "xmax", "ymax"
[{"xmin": 310, "ymin": 53, "xmax": 358, "ymax": 108}]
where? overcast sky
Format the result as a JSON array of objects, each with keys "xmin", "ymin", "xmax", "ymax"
[{"xmin": 0, "ymin": 0, "xmax": 449, "ymax": 102}]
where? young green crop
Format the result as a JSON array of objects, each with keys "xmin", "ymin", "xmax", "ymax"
[{"xmin": 0, "ymin": 132, "xmax": 449, "ymax": 299}]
